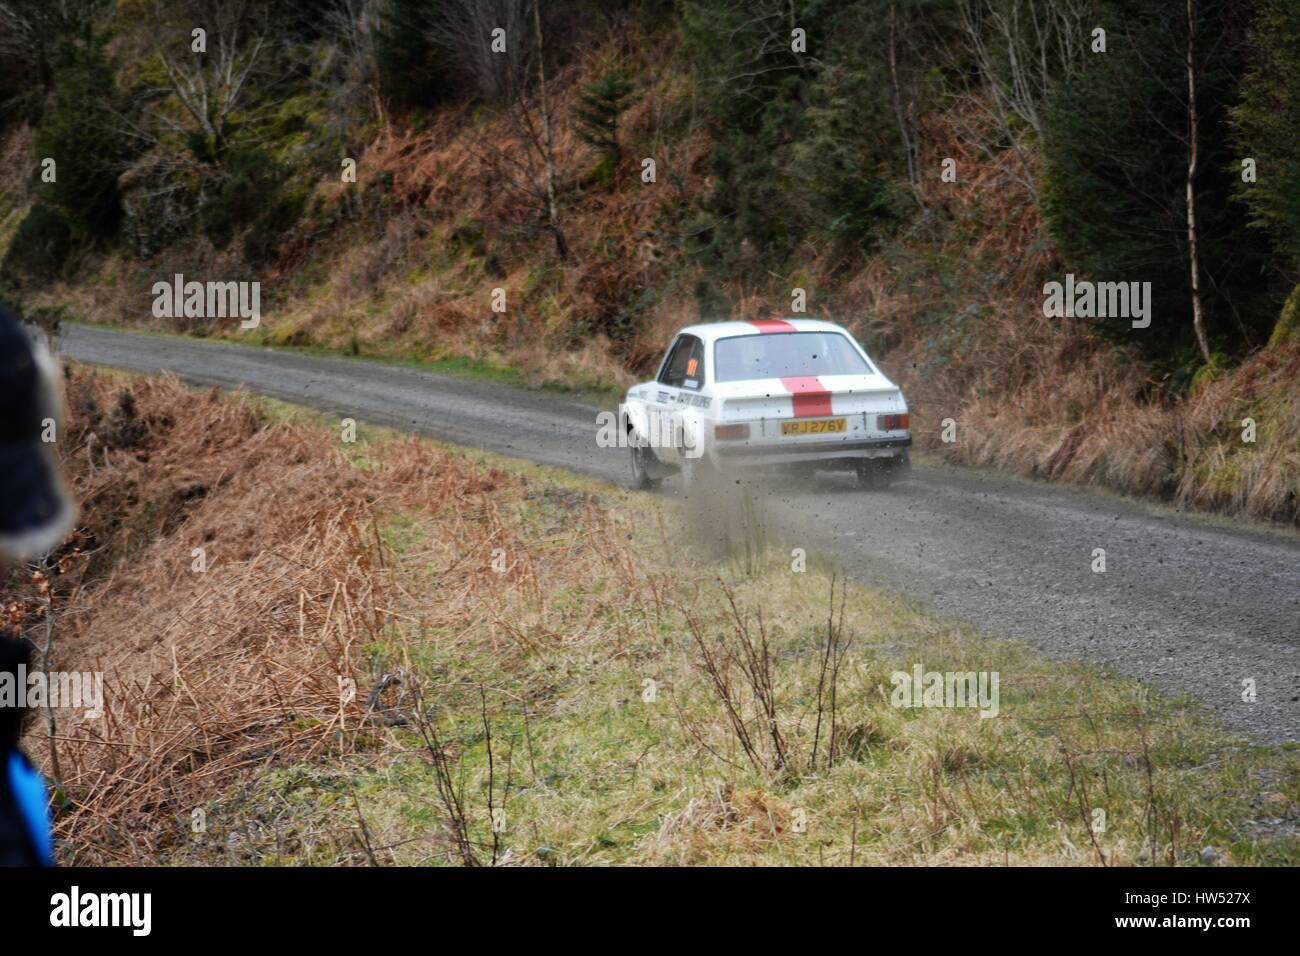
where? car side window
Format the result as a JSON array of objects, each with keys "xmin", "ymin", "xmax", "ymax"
[
  {"xmin": 657, "ymin": 337, "xmax": 685, "ymax": 386},
  {"xmin": 659, "ymin": 335, "xmax": 704, "ymax": 389},
  {"xmin": 680, "ymin": 338, "xmax": 705, "ymax": 390}
]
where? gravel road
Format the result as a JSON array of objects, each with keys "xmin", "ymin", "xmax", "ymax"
[{"xmin": 62, "ymin": 322, "xmax": 1300, "ymax": 742}]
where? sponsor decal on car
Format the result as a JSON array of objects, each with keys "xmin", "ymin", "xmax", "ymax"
[{"xmin": 673, "ymin": 392, "xmax": 712, "ymax": 408}]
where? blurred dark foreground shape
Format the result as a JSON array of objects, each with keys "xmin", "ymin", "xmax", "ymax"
[{"xmin": 1, "ymin": 304, "xmax": 75, "ymax": 867}]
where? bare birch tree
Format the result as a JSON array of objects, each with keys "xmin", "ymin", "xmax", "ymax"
[
  {"xmin": 888, "ymin": 4, "xmax": 921, "ymax": 199},
  {"xmin": 322, "ymin": 0, "xmax": 386, "ymax": 128},
  {"xmin": 435, "ymin": 0, "xmax": 567, "ymax": 260},
  {"xmin": 148, "ymin": 0, "xmax": 266, "ymax": 155},
  {"xmin": 949, "ymin": 0, "xmax": 1093, "ymax": 200},
  {"xmin": 1184, "ymin": 0, "xmax": 1211, "ymax": 364}
]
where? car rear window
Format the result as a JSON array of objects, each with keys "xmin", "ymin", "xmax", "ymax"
[{"xmin": 713, "ymin": 332, "xmax": 873, "ymax": 383}]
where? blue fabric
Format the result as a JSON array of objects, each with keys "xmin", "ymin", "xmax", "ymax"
[{"xmin": 7, "ymin": 751, "xmax": 53, "ymax": 866}]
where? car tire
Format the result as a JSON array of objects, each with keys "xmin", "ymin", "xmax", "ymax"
[{"xmin": 628, "ymin": 438, "xmax": 662, "ymax": 491}]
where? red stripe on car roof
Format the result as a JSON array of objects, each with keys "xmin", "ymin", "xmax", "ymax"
[
  {"xmin": 749, "ymin": 319, "xmax": 797, "ymax": 333},
  {"xmin": 781, "ymin": 376, "xmax": 833, "ymax": 417}
]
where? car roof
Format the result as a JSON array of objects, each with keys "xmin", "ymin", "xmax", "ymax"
[{"xmin": 674, "ymin": 318, "xmax": 851, "ymax": 344}]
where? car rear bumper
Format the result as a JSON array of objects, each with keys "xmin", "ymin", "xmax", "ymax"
[{"xmin": 712, "ymin": 435, "xmax": 911, "ymax": 466}]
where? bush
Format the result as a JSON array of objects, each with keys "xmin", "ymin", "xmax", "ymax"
[
  {"xmin": 243, "ymin": 185, "xmax": 309, "ymax": 267},
  {"xmin": 199, "ymin": 150, "xmax": 306, "ymax": 266},
  {"xmin": 200, "ymin": 151, "xmax": 281, "ymax": 251},
  {"xmin": 1267, "ymin": 283, "xmax": 1300, "ymax": 349},
  {"xmin": 0, "ymin": 202, "xmax": 71, "ymax": 284}
]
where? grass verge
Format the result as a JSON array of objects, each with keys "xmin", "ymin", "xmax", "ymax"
[{"xmin": 22, "ymin": 368, "xmax": 1300, "ymax": 866}]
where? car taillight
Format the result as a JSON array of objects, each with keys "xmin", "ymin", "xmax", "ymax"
[
  {"xmin": 714, "ymin": 423, "xmax": 750, "ymax": 440},
  {"xmin": 878, "ymin": 413, "xmax": 910, "ymax": 431}
]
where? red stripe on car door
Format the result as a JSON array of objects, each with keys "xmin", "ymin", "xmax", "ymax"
[
  {"xmin": 781, "ymin": 376, "xmax": 833, "ymax": 417},
  {"xmin": 749, "ymin": 319, "xmax": 797, "ymax": 333}
]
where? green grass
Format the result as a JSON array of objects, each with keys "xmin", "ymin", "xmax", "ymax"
[{"xmin": 150, "ymin": 402, "xmax": 1300, "ymax": 867}]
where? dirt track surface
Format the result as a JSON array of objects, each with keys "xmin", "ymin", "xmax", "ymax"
[{"xmin": 63, "ymin": 323, "xmax": 1300, "ymax": 743}]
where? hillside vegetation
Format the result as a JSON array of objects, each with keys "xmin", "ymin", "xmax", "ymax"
[{"xmin": 0, "ymin": 0, "xmax": 1298, "ymax": 523}]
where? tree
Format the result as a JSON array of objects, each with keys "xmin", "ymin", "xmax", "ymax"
[
  {"xmin": 146, "ymin": 0, "xmax": 267, "ymax": 160},
  {"xmin": 682, "ymin": 0, "xmax": 941, "ymax": 265},
  {"xmin": 0, "ymin": 0, "xmax": 112, "ymax": 126},
  {"xmin": 320, "ymin": 0, "xmax": 386, "ymax": 128},
  {"xmin": 1184, "ymin": 0, "xmax": 1209, "ymax": 364},
  {"xmin": 573, "ymin": 67, "xmax": 637, "ymax": 167},
  {"xmin": 528, "ymin": 0, "xmax": 562, "ymax": 260},
  {"xmin": 950, "ymin": 0, "xmax": 1095, "ymax": 203},
  {"xmin": 681, "ymin": 0, "xmax": 810, "ymax": 263},
  {"xmin": 1041, "ymin": 0, "xmax": 1270, "ymax": 364},
  {"xmin": 434, "ymin": 0, "xmax": 568, "ymax": 259},
  {"xmin": 1232, "ymin": 0, "xmax": 1300, "ymax": 280},
  {"xmin": 373, "ymin": 0, "xmax": 452, "ymax": 109},
  {"xmin": 33, "ymin": 17, "xmax": 131, "ymax": 240}
]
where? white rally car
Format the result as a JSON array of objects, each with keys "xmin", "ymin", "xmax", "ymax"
[{"xmin": 622, "ymin": 318, "xmax": 911, "ymax": 490}]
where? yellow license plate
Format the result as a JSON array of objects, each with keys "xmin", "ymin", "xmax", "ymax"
[{"xmin": 781, "ymin": 418, "xmax": 846, "ymax": 436}]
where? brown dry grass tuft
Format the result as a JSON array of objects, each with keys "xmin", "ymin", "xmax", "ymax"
[
  {"xmin": 25, "ymin": 369, "xmax": 527, "ymax": 863},
  {"xmin": 639, "ymin": 783, "xmax": 792, "ymax": 864}
]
